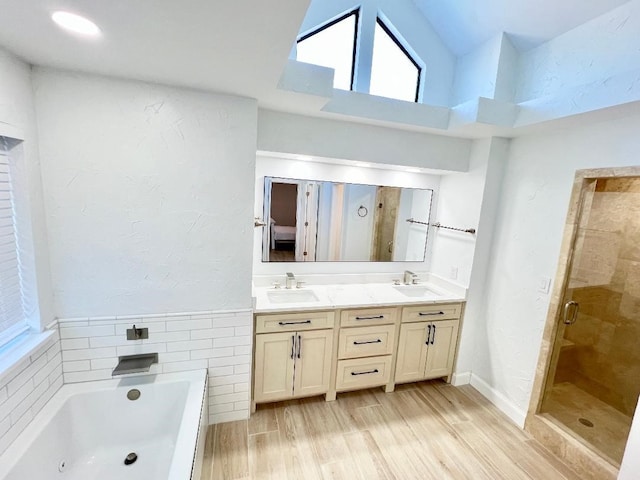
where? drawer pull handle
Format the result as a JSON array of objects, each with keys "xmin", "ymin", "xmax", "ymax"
[
  {"xmin": 351, "ymin": 369, "xmax": 379, "ymax": 376},
  {"xmin": 278, "ymin": 320, "xmax": 312, "ymax": 326},
  {"xmin": 353, "ymin": 339, "xmax": 382, "ymax": 345},
  {"xmin": 355, "ymin": 315, "xmax": 384, "ymax": 320},
  {"xmin": 418, "ymin": 311, "xmax": 444, "ymax": 316}
]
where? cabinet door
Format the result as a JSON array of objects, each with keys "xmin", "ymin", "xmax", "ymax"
[
  {"xmin": 394, "ymin": 322, "xmax": 429, "ymax": 384},
  {"xmin": 293, "ymin": 329, "xmax": 333, "ymax": 398},
  {"xmin": 254, "ymin": 332, "xmax": 296, "ymax": 403},
  {"xmin": 424, "ymin": 320, "xmax": 459, "ymax": 379}
]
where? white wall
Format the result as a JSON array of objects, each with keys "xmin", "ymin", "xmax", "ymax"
[
  {"xmin": 473, "ymin": 112, "xmax": 640, "ymax": 429},
  {"xmin": 253, "ymin": 154, "xmax": 441, "ymax": 275},
  {"xmin": 620, "ymin": 395, "xmax": 640, "ymax": 479},
  {"xmin": 33, "ymin": 68, "xmax": 258, "ymax": 318},
  {"xmin": 451, "ymin": 35, "xmax": 502, "ymax": 106},
  {"xmin": 258, "ymin": 110, "xmax": 472, "ymax": 172},
  {"xmin": 341, "ymin": 183, "xmax": 375, "ymax": 261},
  {"xmin": 516, "ymin": 0, "xmax": 640, "ymax": 102}
]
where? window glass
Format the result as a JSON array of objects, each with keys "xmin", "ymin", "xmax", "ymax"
[
  {"xmin": 370, "ymin": 20, "xmax": 421, "ymax": 102},
  {"xmin": 296, "ymin": 11, "xmax": 358, "ymax": 91}
]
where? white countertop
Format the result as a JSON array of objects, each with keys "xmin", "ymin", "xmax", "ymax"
[{"xmin": 252, "ymin": 273, "xmax": 467, "ymax": 313}]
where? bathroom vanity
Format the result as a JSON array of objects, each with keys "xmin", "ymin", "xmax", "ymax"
[{"xmin": 251, "ymin": 276, "xmax": 465, "ymax": 410}]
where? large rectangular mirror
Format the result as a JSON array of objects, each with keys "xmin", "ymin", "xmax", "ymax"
[{"xmin": 261, "ymin": 176, "xmax": 433, "ymax": 262}]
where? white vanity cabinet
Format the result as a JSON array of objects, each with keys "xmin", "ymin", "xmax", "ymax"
[
  {"xmin": 394, "ymin": 304, "xmax": 461, "ymax": 384},
  {"xmin": 253, "ymin": 311, "xmax": 334, "ymax": 403}
]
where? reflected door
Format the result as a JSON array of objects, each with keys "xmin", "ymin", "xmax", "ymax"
[{"xmin": 541, "ymin": 176, "xmax": 640, "ymax": 466}]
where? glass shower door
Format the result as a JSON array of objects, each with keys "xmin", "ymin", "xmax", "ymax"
[{"xmin": 540, "ymin": 176, "xmax": 640, "ymax": 466}]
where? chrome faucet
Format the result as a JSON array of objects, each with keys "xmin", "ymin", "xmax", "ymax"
[
  {"xmin": 403, "ymin": 270, "xmax": 417, "ymax": 285},
  {"xmin": 285, "ymin": 272, "xmax": 296, "ymax": 289}
]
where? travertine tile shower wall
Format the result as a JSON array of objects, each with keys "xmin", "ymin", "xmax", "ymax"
[
  {"xmin": 58, "ymin": 310, "xmax": 252, "ymax": 425},
  {"xmin": 0, "ymin": 330, "xmax": 63, "ymax": 455}
]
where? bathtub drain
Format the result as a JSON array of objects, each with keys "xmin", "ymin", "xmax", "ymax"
[
  {"xmin": 127, "ymin": 389, "xmax": 141, "ymax": 401},
  {"xmin": 124, "ymin": 452, "xmax": 138, "ymax": 466}
]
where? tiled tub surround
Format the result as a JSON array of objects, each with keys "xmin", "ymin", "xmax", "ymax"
[
  {"xmin": 58, "ymin": 310, "xmax": 252, "ymax": 425},
  {"xmin": 0, "ymin": 329, "xmax": 63, "ymax": 455}
]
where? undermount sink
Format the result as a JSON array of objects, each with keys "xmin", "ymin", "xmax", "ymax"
[
  {"xmin": 267, "ymin": 289, "xmax": 320, "ymax": 304},
  {"xmin": 393, "ymin": 285, "xmax": 440, "ymax": 298}
]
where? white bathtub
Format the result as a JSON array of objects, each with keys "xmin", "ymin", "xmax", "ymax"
[{"xmin": 0, "ymin": 370, "xmax": 208, "ymax": 480}]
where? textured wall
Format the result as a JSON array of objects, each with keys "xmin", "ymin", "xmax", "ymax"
[{"xmin": 33, "ymin": 68, "xmax": 257, "ymax": 318}]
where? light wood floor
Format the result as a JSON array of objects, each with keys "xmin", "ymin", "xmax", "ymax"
[
  {"xmin": 542, "ymin": 382, "xmax": 632, "ymax": 465},
  {"xmin": 200, "ymin": 380, "xmax": 582, "ymax": 480}
]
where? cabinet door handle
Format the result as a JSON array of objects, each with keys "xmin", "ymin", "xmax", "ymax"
[
  {"xmin": 426, "ymin": 325, "xmax": 432, "ymax": 345},
  {"xmin": 290, "ymin": 335, "xmax": 295, "ymax": 359},
  {"xmin": 278, "ymin": 320, "xmax": 312, "ymax": 326},
  {"xmin": 431, "ymin": 325, "xmax": 436, "ymax": 345},
  {"xmin": 353, "ymin": 339, "xmax": 382, "ymax": 345},
  {"xmin": 351, "ymin": 369, "xmax": 379, "ymax": 376},
  {"xmin": 355, "ymin": 315, "xmax": 385, "ymax": 320},
  {"xmin": 297, "ymin": 334, "xmax": 301, "ymax": 359},
  {"xmin": 419, "ymin": 311, "xmax": 444, "ymax": 316}
]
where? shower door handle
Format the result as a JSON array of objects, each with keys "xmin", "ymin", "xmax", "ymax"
[{"xmin": 562, "ymin": 301, "xmax": 579, "ymax": 325}]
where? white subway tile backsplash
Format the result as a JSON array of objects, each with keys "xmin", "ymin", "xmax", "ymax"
[
  {"xmin": 162, "ymin": 359, "xmax": 208, "ymax": 373},
  {"xmin": 143, "ymin": 331, "xmax": 189, "ymax": 344},
  {"xmin": 158, "ymin": 351, "xmax": 190, "ymax": 363},
  {"xmin": 59, "ymin": 325, "xmax": 115, "ymax": 339},
  {"xmin": 166, "ymin": 339, "xmax": 212, "ymax": 353},
  {"xmin": 208, "ymin": 354, "xmax": 251, "ymax": 367},
  {"xmin": 61, "ymin": 338, "xmax": 89, "ymax": 350},
  {"xmin": 0, "ymin": 331, "xmax": 63, "ymax": 456},
  {"xmin": 62, "ymin": 347, "xmax": 116, "ymax": 362},
  {"xmin": 63, "ymin": 369, "xmax": 112, "ymax": 383},
  {"xmin": 166, "ymin": 318, "xmax": 212, "ymax": 332},
  {"xmin": 116, "ymin": 344, "xmax": 166, "ymax": 356},
  {"xmin": 190, "ymin": 327, "xmax": 234, "ymax": 340},
  {"xmin": 213, "ymin": 335, "xmax": 251, "ymax": 348},
  {"xmin": 56, "ymin": 309, "xmax": 253, "ymax": 427},
  {"xmin": 62, "ymin": 360, "xmax": 90, "ymax": 373},
  {"xmin": 210, "ymin": 384, "xmax": 234, "ymax": 396},
  {"xmin": 90, "ymin": 358, "xmax": 117, "ymax": 370}
]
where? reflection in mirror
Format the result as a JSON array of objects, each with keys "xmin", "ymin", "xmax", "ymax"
[{"xmin": 261, "ymin": 177, "xmax": 433, "ymax": 262}]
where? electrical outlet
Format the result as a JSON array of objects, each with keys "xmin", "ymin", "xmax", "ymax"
[
  {"xmin": 450, "ymin": 267, "xmax": 458, "ymax": 280},
  {"xmin": 538, "ymin": 277, "xmax": 551, "ymax": 294}
]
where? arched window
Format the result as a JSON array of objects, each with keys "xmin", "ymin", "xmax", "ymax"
[
  {"xmin": 296, "ymin": 9, "xmax": 359, "ymax": 91},
  {"xmin": 370, "ymin": 18, "xmax": 422, "ymax": 102}
]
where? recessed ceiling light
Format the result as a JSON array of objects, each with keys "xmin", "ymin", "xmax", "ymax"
[{"xmin": 52, "ymin": 11, "xmax": 101, "ymax": 36}]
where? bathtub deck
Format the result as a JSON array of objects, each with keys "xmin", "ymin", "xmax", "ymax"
[{"xmin": 201, "ymin": 380, "xmax": 584, "ymax": 480}]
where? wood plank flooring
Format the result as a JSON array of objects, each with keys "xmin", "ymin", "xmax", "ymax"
[{"xmin": 200, "ymin": 380, "xmax": 582, "ymax": 480}]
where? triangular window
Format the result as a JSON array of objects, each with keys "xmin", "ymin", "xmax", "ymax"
[
  {"xmin": 296, "ymin": 10, "xmax": 359, "ymax": 91},
  {"xmin": 370, "ymin": 18, "xmax": 422, "ymax": 102}
]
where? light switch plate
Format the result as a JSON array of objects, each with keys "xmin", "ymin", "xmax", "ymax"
[{"xmin": 538, "ymin": 277, "xmax": 551, "ymax": 294}]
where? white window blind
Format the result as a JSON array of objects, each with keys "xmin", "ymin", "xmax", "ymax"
[{"xmin": 0, "ymin": 150, "xmax": 27, "ymax": 349}]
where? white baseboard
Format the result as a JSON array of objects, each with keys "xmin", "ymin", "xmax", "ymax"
[
  {"xmin": 470, "ymin": 374, "xmax": 527, "ymax": 428},
  {"xmin": 451, "ymin": 371, "xmax": 471, "ymax": 386}
]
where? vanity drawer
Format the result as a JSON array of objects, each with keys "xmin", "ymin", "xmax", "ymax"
[
  {"xmin": 255, "ymin": 311, "xmax": 335, "ymax": 333},
  {"xmin": 402, "ymin": 303, "xmax": 462, "ymax": 323},
  {"xmin": 340, "ymin": 307, "xmax": 397, "ymax": 327},
  {"xmin": 338, "ymin": 324, "xmax": 396, "ymax": 359},
  {"xmin": 335, "ymin": 356, "xmax": 392, "ymax": 391}
]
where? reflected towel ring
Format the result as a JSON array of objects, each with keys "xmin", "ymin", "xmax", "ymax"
[{"xmin": 357, "ymin": 205, "xmax": 368, "ymax": 217}]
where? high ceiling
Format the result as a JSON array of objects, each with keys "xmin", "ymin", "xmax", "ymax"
[
  {"xmin": 413, "ymin": 0, "xmax": 631, "ymax": 54},
  {"xmin": 0, "ymin": 0, "xmax": 632, "ymax": 122},
  {"xmin": 0, "ymin": 0, "xmax": 310, "ymax": 100}
]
